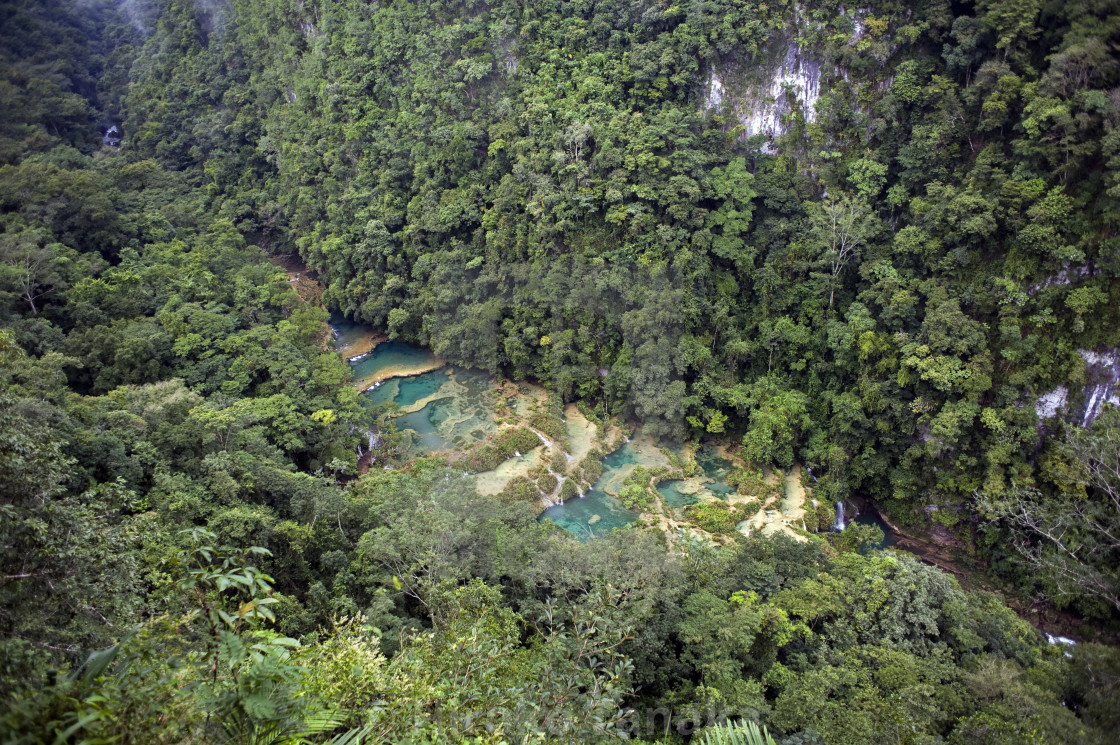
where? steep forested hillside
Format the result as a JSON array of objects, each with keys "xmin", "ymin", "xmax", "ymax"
[
  {"xmin": 2, "ymin": 0, "xmax": 1120, "ymax": 743},
  {"xmin": 202, "ymin": 3, "xmax": 1120, "ymax": 470},
  {"xmin": 114, "ymin": 0, "xmax": 1120, "ymax": 608}
]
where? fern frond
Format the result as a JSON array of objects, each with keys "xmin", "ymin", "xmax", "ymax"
[{"xmin": 699, "ymin": 720, "xmax": 778, "ymax": 745}]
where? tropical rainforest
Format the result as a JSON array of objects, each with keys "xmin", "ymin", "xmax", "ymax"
[{"xmin": 2, "ymin": 0, "xmax": 1120, "ymax": 742}]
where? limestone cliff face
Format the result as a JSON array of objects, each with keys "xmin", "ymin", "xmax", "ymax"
[
  {"xmin": 699, "ymin": 7, "xmax": 892, "ymax": 148},
  {"xmin": 1075, "ymin": 350, "xmax": 1120, "ymax": 427},
  {"xmin": 702, "ymin": 40, "xmax": 823, "ymax": 148},
  {"xmin": 1035, "ymin": 349, "xmax": 1120, "ymax": 428}
]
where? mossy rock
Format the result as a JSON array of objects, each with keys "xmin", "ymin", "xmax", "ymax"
[
  {"xmin": 466, "ymin": 443, "xmax": 508, "ymax": 472},
  {"xmin": 618, "ymin": 483, "xmax": 654, "ymax": 511},
  {"xmin": 576, "ymin": 400, "xmax": 603, "ymax": 426},
  {"xmin": 729, "ymin": 467, "xmax": 768, "ymax": 496},
  {"xmin": 660, "ymin": 447, "xmax": 682, "ymax": 470},
  {"xmin": 528, "ymin": 412, "xmax": 565, "ymax": 442},
  {"xmin": 814, "ymin": 500, "xmax": 836, "ymax": 532},
  {"xmin": 579, "ymin": 456, "xmax": 604, "ymax": 485},
  {"xmin": 551, "ymin": 448, "xmax": 568, "ymax": 472},
  {"xmin": 683, "ymin": 501, "xmax": 739, "ymax": 535},
  {"xmin": 498, "ymin": 475, "xmax": 540, "ymax": 503},
  {"xmin": 465, "ymin": 427, "xmax": 541, "ymax": 471},
  {"xmin": 560, "ymin": 478, "xmax": 579, "ymax": 501},
  {"xmin": 494, "ymin": 426, "xmax": 542, "ymax": 454},
  {"xmin": 536, "ymin": 472, "xmax": 559, "ymax": 494}
]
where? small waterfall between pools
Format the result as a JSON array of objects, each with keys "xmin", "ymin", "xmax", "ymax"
[
  {"xmin": 529, "ymin": 427, "xmax": 552, "ymax": 448},
  {"xmin": 545, "ymin": 467, "xmax": 566, "ymax": 508},
  {"xmin": 833, "ymin": 501, "xmax": 846, "ymax": 531}
]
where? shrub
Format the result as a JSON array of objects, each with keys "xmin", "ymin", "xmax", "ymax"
[
  {"xmin": 685, "ymin": 501, "xmax": 739, "ymax": 535},
  {"xmin": 498, "ymin": 476, "xmax": 539, "ymax": 503},
  {"xmin": 560, "ymin": 479, "xmax": 580, "ymax": 500},
  {"xmin": 528, "ymin": 412, "xmax": 565, "ymax": 442},
  {"xmin": 465, "ymin": 428, "xmax": 541, "ymax": 471},
  {"xmin": 537, "ymin": 472, "xmax": 558, "ymax": 494}
]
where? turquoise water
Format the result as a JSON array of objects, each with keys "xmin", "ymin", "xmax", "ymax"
[
  {"xmin": 338, "ymin": 317, "xmax": 748, "ymax": 540},
  {"xmin": 398, "ymin": 372, "xmax": 449, "ymax": 407},
  {"xmin": 658, "ymin": 480, "xmax": 699, "ymax": 509},
  {"xmin": 397, "ymin": 402, "xmax": 453, "ymax": 452},
  {"xmin": 351, "ymin": 341, "xmax": 439, "ymax": 388},
  {"xmin": 656, "ymin": 444, "xmax": 737, "ymax": 510},
  {"xmin": 363, "ymin": 378, "xmax": 401, "ymax": 409},
  {"xmin": 538, "ymin": 444, "xmax": 647, "ymax": 540},
  {"xmin": 398, "ymin": 406, "xmax": 448, "ymax": 451},
  {"xmin": 696, "ymin": 447, "xmax": 737, "ymax": 497},
  {"xmin": 852, "ymin": 512, "xmax": 896, "ymax": 551},
  {"xmin": 538, "ymin": 488, "xmax": 636, "ymax": 540},
  {"xmin": 358, "ymin": 353, "xmax": 500, "ymax": 457},
  {"xmin": 391, "ymin": 391, "xmax": 496, "ymax": 456},
  {"xmin": 363, "ymin": 370, "xmax": 449, "ymax": 410}
]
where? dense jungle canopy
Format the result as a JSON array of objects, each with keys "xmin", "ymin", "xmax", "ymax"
[{"xmin": 1, "ymin": 0, "xmax": 1120, "ymax": 742}]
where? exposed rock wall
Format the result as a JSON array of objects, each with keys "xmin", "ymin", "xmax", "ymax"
[
  {"xmin": 1077, "ymin": 350, "xmax": 1120, "ymax": 427},
  {"xmin": 1035, "ymin": 349, "xmax": 1120, "ymax": 427},
  {"xmin": 702, "ymin": 41, "xmax": 823, "ymax": 148}
]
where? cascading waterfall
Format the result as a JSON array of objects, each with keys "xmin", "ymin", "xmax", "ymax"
[
  {"xmin": 1045, "ymin": 632, "xmax": 1077, "ymax": 658},
  {"xmin": 546, "ymin": 467, "xmax": 567, "ymax": 505},
  {"xmin": 528, "ymin": 427, "xmax": 552, "ymax": 448},
  {"xmin": 1083, "ymin": 384, "xmax": 1108, "ymax": 427},
  {"xmin": 833, "ymin": 501, "xmax": 846, "ymax": 531},
  {"xmin": 356, "ymin": 430, "xmax": 380, "ymax": 458}
]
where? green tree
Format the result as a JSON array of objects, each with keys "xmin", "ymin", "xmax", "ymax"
[
  {"xmin": 0, "ymin": 334, "xmax": 140, "ymax": 694},
  {"xmin": 739, "ymin": 376, "xmax": 812, "ymax": 468},
  {"xmin": 980, "ymin": 406, "xmax": 1120, "ymax": 616}
]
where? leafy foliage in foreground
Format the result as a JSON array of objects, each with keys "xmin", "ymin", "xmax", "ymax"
[{"xmin": 5, "ymin": 464, "xmax": 1118, "ymax": 743}]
